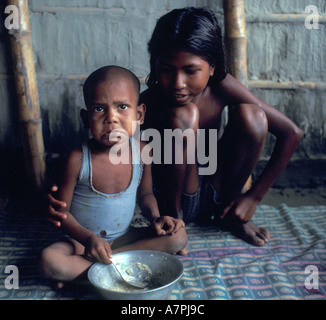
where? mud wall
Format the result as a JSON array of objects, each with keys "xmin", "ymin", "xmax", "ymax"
[{"xmin": 0, "ymin": 0, "xmax": 325, "ymax": 188}]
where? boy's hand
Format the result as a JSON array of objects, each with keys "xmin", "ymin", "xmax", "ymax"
[
  {"xmin": 46, "ymin": 185, "xmax": 67, "ymax": 227},
  {"xmin": 152, "ymin": 216, "xmax": 185, "ymax": 236},
  {"xmin": 83, "ymin": 234, "xmax": 112, "ymax": 264}
]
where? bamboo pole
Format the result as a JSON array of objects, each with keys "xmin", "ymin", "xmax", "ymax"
[
  {"xmin": 246, "ymin": 13, "xmax": 326, "ymax": 24},
  {"xmin": 223, "ymin": 0, "xmax": 251, "ymax": 190},
  {"xmin": 248, "ymin": 80, "xmax": 326, "ymax": 90},
  {"xmin": 224, "ymin": 0, "xmax": 248, "ymax": 87},
  {"xmin": 2, "ymin": 74, "xmax": 326, "ymax": 90},
  {"xmin": 7, "ymin": 0, "xmax": 45, "ymax": 192}
]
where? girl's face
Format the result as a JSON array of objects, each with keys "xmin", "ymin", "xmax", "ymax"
[{"xmin": 156, "ymin": 50, "xmax": 215, "ymax": 106}]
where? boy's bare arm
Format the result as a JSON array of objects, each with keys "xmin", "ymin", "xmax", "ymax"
[
  {"xmin": 58, "ymin": 210, "xmax": 112, "ymax": 263},
  {"xmin": 56, "ymin": 149, "xmax": 112, "ymax": 263},
  {"xmin": 55, "ymin": 148, "xmax": 90, "ymax": 240},
  {"xmin": 46, "ymin": 149, "xmax": 82, "ymax": 227}
]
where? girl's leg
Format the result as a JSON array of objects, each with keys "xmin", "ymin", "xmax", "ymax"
[
  {"xmin": 38, "ymin": 239, "xmax": 92, "ymax": 282},
  {"xmin": 152, "ymin": 111, "xmax": 200, "ymax": 221},
  {"xmin": 210, "ymin": 103, "xmax": 270, "ymax": 246},
  {"xmin": 153, "ymin": 147, "xmax": 200, "ymax": 222},
  {"xmin": 212, "ymin": 103, "xmax": 268, "ymax": 202}
]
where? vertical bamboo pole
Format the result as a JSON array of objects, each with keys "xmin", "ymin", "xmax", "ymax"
[
  {"xmin": 223, "ymin": 0, "xmax": 252, "ymax": 190},
  {"xmin": 224, "ymin": 0, "xmax": 248, "ymax": 87},
  {"xmin": 7, "ymin": 0, "xmax": 45, "ymax": 192}
]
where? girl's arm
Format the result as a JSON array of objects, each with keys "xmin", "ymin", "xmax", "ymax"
[
  {"xmin": 221, "ymin": 74, "xmax": 303, "ymax": 202},
  {"xmin": 47, "ymin": 185, "xmax": 67, "ymax": 227}
]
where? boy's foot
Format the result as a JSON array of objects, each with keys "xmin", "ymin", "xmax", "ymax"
[
  {"xmin": 177, "ymin": 246, "xmax": 189, "ymax": 256},
  {"xmin": 55, "ymin": 281, "xmax": 64, "ymax": 290}
]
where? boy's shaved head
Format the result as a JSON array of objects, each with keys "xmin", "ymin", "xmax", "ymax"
[{"xmin": 83, "ymin": 65, "xmax": 140, "ymax": 107}]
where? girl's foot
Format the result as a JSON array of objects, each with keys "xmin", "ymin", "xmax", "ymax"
[
  {"xmin": 229, "ymin": 221, "xmax": 270, "ymax": 246},
  {"xmin": 216, "ymin": 214, "xmax": 270, "ymax": 246}
]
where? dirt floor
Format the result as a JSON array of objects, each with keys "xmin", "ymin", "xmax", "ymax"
[{"xmin": 260, "ymin": 186, "xmax": 326, "ymax": 206}]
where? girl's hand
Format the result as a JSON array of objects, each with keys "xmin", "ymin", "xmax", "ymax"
[
  {"xmin": 46, "ymin": 185, "xmax": 68, "ymax": 227},
  {"xmin": 152, "ymin": 216, "xmax": 185, "ymax": 236},
  {"xmin": 221, "ymin": 192, "xmax": 259, "ymax": 223},
  {"xmin": 83, "ymin": 234, "xmax": 112, "ymax": 264}
]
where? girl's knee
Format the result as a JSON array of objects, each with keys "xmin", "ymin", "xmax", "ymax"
[
  {"xmin": 234, "ymin": 104, "xmax": 268, "ymax": 142},
  {"xmin": 172, "ymin": 102, "xmax": 199, "ymax": 131}
]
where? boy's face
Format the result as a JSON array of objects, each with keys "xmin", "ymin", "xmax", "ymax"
[
  {"xmin": 82, "ymin": 78, "xmax": 144, "ymax": 148},
  {"xmin": 156, "ymin": 50, "xmax": 215, "ymax": 106}
]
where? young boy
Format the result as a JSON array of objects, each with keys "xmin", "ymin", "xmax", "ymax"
[{"xmin": 39, "ymin": 66, "xmax": 187, "ymax": 284}]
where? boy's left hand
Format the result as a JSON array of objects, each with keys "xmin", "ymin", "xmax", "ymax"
[{"xmin": 151, "ymin": 216, "xmax": 185, "ymax": 236}]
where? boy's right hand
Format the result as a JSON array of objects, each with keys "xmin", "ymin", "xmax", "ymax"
[
  {"xmin": 46, "ymin": 185, "xmax": 67, "ymax": 227},
  {"xmin": 83, "ymin": 234, "xmax": 112, "ymax": 264}
]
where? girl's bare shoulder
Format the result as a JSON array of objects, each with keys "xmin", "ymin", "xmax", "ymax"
[
  {"xmin": 214, "ymin": 73, "xmax": 241, "ymax": 94},
  {"xmin": 213, "ymin": 73, "xmax": 254, "ymax": 105}
]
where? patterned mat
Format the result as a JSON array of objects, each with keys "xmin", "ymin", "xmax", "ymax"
[
  {"xmin": 173, "ymin": 204, "xmax": 326, "ymax": 300},
  {"xmin": 0, "ymin": 204, "xmax": 325, "ymax": 300}
]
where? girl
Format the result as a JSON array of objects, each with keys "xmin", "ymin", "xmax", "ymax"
[{"xmin": 140, "ymin": 7, "xmax": 302, "ymax": 246}]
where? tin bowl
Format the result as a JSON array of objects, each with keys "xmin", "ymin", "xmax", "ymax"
[{"xmin": 87, "ymin": 250, "xmax": 183, "ymax": 300}]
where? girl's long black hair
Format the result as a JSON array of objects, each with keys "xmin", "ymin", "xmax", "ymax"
[{"xmin": 147, "ymin": 7, "xmax": 227, "ymax": 88}]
